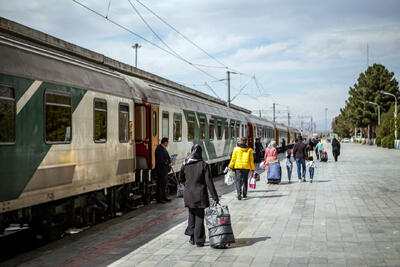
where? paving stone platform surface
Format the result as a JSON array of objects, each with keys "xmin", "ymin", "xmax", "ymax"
[{"xmin": 110, "ymin": 143, "xmax": 400, "ymax": 267}]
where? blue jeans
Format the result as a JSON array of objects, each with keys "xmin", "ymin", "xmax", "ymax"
[
  {"xmin": 295, "ymin": 158, "xmax": 306, "ymax": 179},
  {"xmin": 286, "ymin": 164, "xmax": 293, "ymax": 181},
  {"xmin": 309, "ymin": 167, "xmax": 314, "ymax": 179}
]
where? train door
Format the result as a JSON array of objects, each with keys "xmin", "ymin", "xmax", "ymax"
[
  {"xmin": 150, "ymin": 106, "xmax": 159, "ymax": 169},
  {"xmin": 135, "ymin": 103, "xmax": 150, "ymax": 169},
  {"xmin": 247, "ymin": 123, "xmax": 254, "ymax": 148}
]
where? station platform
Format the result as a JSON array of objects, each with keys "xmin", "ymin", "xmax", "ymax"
[{"xmin": 3, "ymin": 143, "xmax": 400, "ymax": 267}]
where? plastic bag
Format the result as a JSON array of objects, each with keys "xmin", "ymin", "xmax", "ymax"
[
  {"xmin": 224, "ymin": 170, "xmax": 235, "ymax": 185},
  {"xmin": 176, "ymin": 184, "xmax": 184, "ymax": 198},
  {"xmin": 255, "ymin": 162, "xmax": 265, "ymax": 174},
  {"xmin": 249, "ymin": 173, "xmax": 256, "ymax": 189}
]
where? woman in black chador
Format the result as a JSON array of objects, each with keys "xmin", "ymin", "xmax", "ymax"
[
  {"xmin": 332, "ymin": 137, "xmax": 341, "ymax": 162},
  {"xmin": 180, "ymin": 144, "xmax": 219, "ymax": 247}
]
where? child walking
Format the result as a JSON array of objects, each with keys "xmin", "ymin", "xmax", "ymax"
[
  {"xmin": 306, "ymin": 156, "xmax": 316, "ymax": 183},
  {"xmin": 286, "ymin": 150, "xmax": 294, "ymax": 183}
]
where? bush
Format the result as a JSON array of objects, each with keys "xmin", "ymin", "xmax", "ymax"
[
  {"xmin": 381, "ymin": 134, "xmax": 394, "ymax": 149},
  {"xmin": 376, "ymin": 136, "xmax": 381, "ymax": 147}
]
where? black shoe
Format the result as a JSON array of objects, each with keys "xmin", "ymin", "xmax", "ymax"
[
  {"xmin": 189, "ymin": 236, "xmax": 194, "ymax": 245},
  {"xmin": 163, "ymin": 198, "xmax": 171, "ymax": 202},
  {"xmin": 243, "ymin": 195, "xmax": 247, "ymax": 199},
  {"xmin": 157, "ymin": 199, "xmax": 166, "ymax": 204},
  {"xmin": 196, "ymin": 243, "xmax": 204, "ymax": 247},
  {"xmin": 237, "ymin": 195, "xmax": 242, "ymax": 200}
]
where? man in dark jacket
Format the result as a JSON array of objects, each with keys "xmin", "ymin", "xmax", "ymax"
[
  {"xmin": 332, "ymin": 137, "xmax": 341, "ymax": 162},
  {"xmin": 180, "ymin": 144, "xmax": 219, "ymax": 247},
  {"xmin": 281, "ymin": 138, "xmax": 286, "ymax": 153},
  {"xmin": 293, "ymin": 136, "xmax": 307, "ymax": 182},
  {"xmin": 155, "ymin": 137, "xmax": 171, "ymax": 203},
  {"xmin": 254, "ymin": 138, "xmax": 264, "ymax": 164}
]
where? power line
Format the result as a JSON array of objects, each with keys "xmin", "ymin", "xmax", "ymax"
[
  {"xmin": 71, "ymin": 0, "xmax": 223, "ymax": 83},
  {"xmin": 134, "ymin": 0, "xmax": 229, "ymax": 70}
]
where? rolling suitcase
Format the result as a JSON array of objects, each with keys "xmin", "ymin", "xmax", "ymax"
[
  {"xmin": 267, "ymin": 160, "xmax": 282, "ymax": 184},
  {"xmin": 205, "ymin": 203, "xmax": 235, "ymax": 248},
  {"xmin": 321, "ymin": 151, "xmax": 328, "ymax": 162}
]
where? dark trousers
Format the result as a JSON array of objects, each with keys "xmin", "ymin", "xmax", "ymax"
[
  {"xmin": 185, "ymin": 208, "xmax": 205, "ymax": 244},
  {"xmin": 309, "ymin": 167, "xmax": 314, "ymax": 179},
  {"xmin": 156, "ymin": 171, "xmax": 168, "ymax": 201},
  {"xmin": 235, "ymin": 169, "xmax": 249, "ymax": 197},
  {"xmin": 315, "ymin": 149, "xmax": 319, "ymax": 160},
  {"xmin": 333, "ymin": 152, "xmax": 339, "ymax": 162}
]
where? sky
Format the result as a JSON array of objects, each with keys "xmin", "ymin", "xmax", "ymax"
[{"xmin": 1, "ymin": 0, "xmax": 400, "ymax": 131}]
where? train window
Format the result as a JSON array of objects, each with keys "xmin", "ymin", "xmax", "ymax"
[
  {"xmin": 152, "ymin": 110, "xmax": 157, "ymax": 137},
  {"xmin": 230, "ymin": 121, "xmax": 235, "ymax": 139},
  {"xmin": 209, "ymin": 118, "xmax": 214, "ymax": 140},
  {"xmin": 45, "ymin": 91, "xmax": 72, "ymax": 143},
  {"xmin": 236, "ymin": 122, "xmax": 240, "ymax": 138},
  {"xmin": 241, "ymin": 125, "xmax": 244, "ymax": 137},
  {"xmin": 162, "ymin": 111, "xmax": 169, "ymax": 138},
  {"xmin": 173, "ymin": 113, "xmax": 182, "ymax": 142},
  {"xmin": 94, "ymin": 99, "xmax": 107, "ymax": 143},
  {"xmin": 199, "ymin": 116, "xmax": 206, "ymax": 140},
  {"xmin": 135, "ymin": 105, "xmax": 147, "ymax": 141},
  {"xmin": 224, "ymin": 121, "xmax": 228, "ymax": 140},
  {"xmin": 187, "ymin": 114, "xmax": 195, "ymax": 141},
  {"xmin": 119, "ymin": 103, "xmax": 129, "ymax": 142},
  {"xmin": 0, "ymin": 85, "xmax": 16, "ymax": 144},
  {"xmin": 217, "ymin": 120, "xmax": 222, "ymax": 140}
]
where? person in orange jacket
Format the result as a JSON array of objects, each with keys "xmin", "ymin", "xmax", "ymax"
[{"xmin": 228, "ymin": 137, "xmax": 255, "ymax": 200}]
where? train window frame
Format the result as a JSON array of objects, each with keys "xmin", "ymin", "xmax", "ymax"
[
  {"xmin": 0, "ymin": 84, "xmax": 16, "ymax": 145},
  {"xmin": 152, "ymin": 110, "xmax": 157, "ymax": 137},
  {"xmin": 224, "ymin": 121, "xmax": 228, "ymax": 140},
  {"xmin": 235, "ymin": 122, "xmax": 240, "ymax": 138},
  {"xmin": 187, "ymin": 113, "xmax": 195, "ymax": 141},
  {"xmin": 44, "ymin": 90, "xmax": 72, "ymax": 144},
  {"xmin": 162, "ymin": 111, "xmax": 169, "ymax": 139},
  {"xmin": 93, "ymin": 98, "xmax": 107, "ymax": 143},
  {"xmin": 173, "ymin": 112, "xmax": 182, "ymax": 142},
  {"xmin": 217, "ymin": 120, "xmax": 222, "ymax": 140},
  {"xmin": 119, "ymin": 103, "xmax": 130, "ymax": 143},
  {"xmin": 199, "ymin": 115, "xmax": 206, "ymax": 140},
  {"xmin": 209, "ymin": 118, "xmax": 215, "ymax": 140}
]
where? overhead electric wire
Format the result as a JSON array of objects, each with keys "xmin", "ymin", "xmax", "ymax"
[
  {"xmin": 134, "ymin": 0, "xmax": 229, "ymax": 69},
  {"xmin": 71, "ymin": 0, "xmax": 223, "ymax": 83}
]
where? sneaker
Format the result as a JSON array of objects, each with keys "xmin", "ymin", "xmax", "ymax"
[
  {"xmin": 243, "ymin": 195, "xmax": 247, "ymax": 200},
  {"xmin": 302, "ymin": 178, "xmax": 306, "ymax": 182},
  {"xmin": 310, "ymin": 179, "xmax": 313, "ymax": 183},
  {"xmin": 237, "ymin": 195, "xmax": 242, "ymax": 200},
  {"xmin": 298, "ymin": 180, "xmax": 302, "ymax": 183}
]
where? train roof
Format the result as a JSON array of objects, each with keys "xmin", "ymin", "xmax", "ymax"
[{"xmin": 0, "ymin": 17, "xmax": 251, "ymax": 114}]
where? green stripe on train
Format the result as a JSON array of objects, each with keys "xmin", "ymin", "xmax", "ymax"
[
  {"xmin": 0, "ymin": 73, "xmax": 86, "ymax": 202},
  {"xmin": 183, "ymin": 110, "xmax": 236, "ymax": 162}
]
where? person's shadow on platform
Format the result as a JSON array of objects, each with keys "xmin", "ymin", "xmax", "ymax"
[
  {"xmin": 247, "ymin": 195, "xmax": 286, "ymax": 199},
  {"xmin": 234, "ymin": 237, "xmax": 271, "ymax": 247}
]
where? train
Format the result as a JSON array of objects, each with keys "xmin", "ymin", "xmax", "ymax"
[{"xmin": 0, "ymin": 17, "xmax": 300, "ymax": 238}]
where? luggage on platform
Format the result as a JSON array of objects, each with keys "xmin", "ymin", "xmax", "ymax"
[
  {"xmin": 205, "ymin": 203, "xmax": 235, "ymax": 249},
  {"xmin": 267, "ymin": 160, "xmax": 281, "ymax": 184},
  {"xmin": 321, "ymin": 151, "xmax": 328, "ymax": 162}
]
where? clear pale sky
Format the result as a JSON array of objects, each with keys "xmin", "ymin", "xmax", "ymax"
[{"xmin": 1, "ymin": 0, "xmax": 400, "ymax": 130}]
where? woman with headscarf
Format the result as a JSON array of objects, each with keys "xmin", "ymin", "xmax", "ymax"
[
  {"xmin": 264, "ymin": 140, "xmax": 277, "ymax": 169},
  {"xmin": 179, "ymin": 144, "xmax": 219, "ymax": 247},
  {"xmin": 332, "ymin": 137, "xmax": 341, "ymax": 162}
]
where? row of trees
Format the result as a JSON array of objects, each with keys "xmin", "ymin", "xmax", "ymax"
[{"xmin": 332, "ymin": 64, "xmax": 400, "ymax": 148}]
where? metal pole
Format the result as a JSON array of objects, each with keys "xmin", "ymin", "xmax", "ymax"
[
  {"xmin": 227, "ymin": 71, "xmax": 230, "ymax": 108},
  {"xmin": 368, "ymin": 124, "xmax": 370, "ymax": 140},
  {"xmin": 273, "ymin": 103, "xmax": 276, "ymax": 123},
  {"xmin": 132, "ymin": 43, "xmax": 141, "ymax": 68},
  {"xmin": 288, "ymin": 112, "xmax": 290, "ymax": 127},
  {"xmin": 325, "ymin": 108, "xmax": 328, "ymax": 133},
  {"xmin": 395, "ymin": 98, "xmax": 398, "ymax": 140},
  {"xmin": 378, "ymin": 105, "xmax": 380, "ymax": 126}
]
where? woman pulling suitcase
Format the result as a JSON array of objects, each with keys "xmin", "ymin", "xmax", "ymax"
[{"xmin": 179, "ymin": 144, "xmax": 219, "ymax": 247}]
